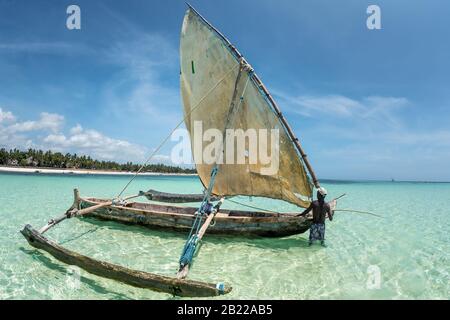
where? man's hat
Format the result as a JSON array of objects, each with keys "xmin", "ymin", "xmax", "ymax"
[{"xmin": 317, "ymin": 187, "xmax": 328, "ymax": 196}]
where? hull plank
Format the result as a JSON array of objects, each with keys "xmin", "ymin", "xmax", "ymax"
[
  {"xmin": 79, "ymin": 198, "xmax": 311, "ymax": 237},
  {"xmin": 21, "ymin": 225, "xmax": 230, "ymax": 297},
  {"xmin": 143, "ymin": 189, "xmax": 220, "ymax": 203}
]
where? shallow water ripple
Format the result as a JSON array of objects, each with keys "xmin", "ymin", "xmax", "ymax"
[{"xmin": 0, "ymin": 173, "xmax": 449, "ymax": 299}]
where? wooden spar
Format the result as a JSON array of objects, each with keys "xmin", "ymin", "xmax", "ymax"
[
  {"xmin": 334, "ymin": 209, "xmax": 383, "ymax": 218},
  {"xmin": 38, "ymin": 192, "xmax": 140, "ymax": 234},
  {"xmin": 143, "ymin": 189, "xmax": 220, "ymax": 203},
  {"xmin": 187, "ymin": 4, "xmax": 320, "ymax": 188},
  {"xmin": 38, "ymin": 201, "xmax": 113, "ymax": 234},
  {"xmin": 253, "ymin": 79, "xmax": 320, "ymax": 188},
  {"xmin": 177, "ymin": 198, "xmax": 224, "ymax": 279},
  {"xmin": 334, "ymin": 193, "xmax": 347, "ymax": 201},
  {"xmin": 20, "ymin": 225, "xmax": 231, "ymax": 297}
]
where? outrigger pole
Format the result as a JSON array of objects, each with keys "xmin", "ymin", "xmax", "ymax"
[
  {"xmin": 177, "ymin": 167, "xmax": 223, "ymax": 279},
  {"xmin": 37, "ymin": 191, "xmax": 141, "ymax": 234},
  {"xmin": 21, "ymin": 188, "xmax": 231, "ymax": 297},
  {"xmin": 187, "ymin": 4, "xmax": 320, "ymax": 189},
  {"xmin": 21, "ymin": 223, "xmax": 230, "ymax": 297}
]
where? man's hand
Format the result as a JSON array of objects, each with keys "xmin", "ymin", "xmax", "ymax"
[
  {"xmin": 328, "ymin": 210, "xmax": 334, "ymax": 221},
  {"xmin": 297, "ymin": 204, "xmax": 313, "ymax": 217}
]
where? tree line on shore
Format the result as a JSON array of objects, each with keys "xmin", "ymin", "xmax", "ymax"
[{"xmin": 0, "ymin": 148, "xmax": 196, "ymax": 174}]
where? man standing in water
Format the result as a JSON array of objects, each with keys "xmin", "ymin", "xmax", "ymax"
[{"xmin": 297, "ymin": 187, "xmax": 333, "ymax": 246}]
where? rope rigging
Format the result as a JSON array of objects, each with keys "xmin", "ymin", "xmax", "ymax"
[
  {"xmin": 226, "ymin": 198, "xmax": 279, "ymax": 213},
  {"xmin": 115, "ymin": 63, "xmax": 240, "ymax": 199}
]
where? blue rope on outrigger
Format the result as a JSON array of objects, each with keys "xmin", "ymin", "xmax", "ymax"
[
  {"xmin": 178, "ymin": 167, "xmax": 218, "ymax": 271},
  {"xmin": 178, "ymin": 59, "xmax": 248, "ymax": 276}
]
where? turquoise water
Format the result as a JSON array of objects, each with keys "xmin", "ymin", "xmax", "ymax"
[{"xmin": 0, "ymin": 172, "xmax": 448, "ymax": 299}]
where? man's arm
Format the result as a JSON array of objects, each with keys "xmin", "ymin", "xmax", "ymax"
[
  {"xmin": 296, "ymin": 204, "xmax": 312, "ymax": 217},
  {"xmin": 327, "ymin": 203, "xmax": 333, "ymax": 221}
]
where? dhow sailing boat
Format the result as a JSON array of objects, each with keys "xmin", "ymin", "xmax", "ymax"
[{"xmin": 21, "ymin": 5, "xmax": 336, "ymax": 297}]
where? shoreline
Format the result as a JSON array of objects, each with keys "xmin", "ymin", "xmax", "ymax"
[
  {"xmin": 0, "ymin": 166, "xmax": 197, "ymax": 177},
  {"xmin": 0, "ymin": 166, "xmax": 447, "ymax": 183}
]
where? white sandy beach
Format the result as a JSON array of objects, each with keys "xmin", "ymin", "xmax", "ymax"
[{"xmin": 0, "ymin": 166, "xmax": 197, "ymax": 176}]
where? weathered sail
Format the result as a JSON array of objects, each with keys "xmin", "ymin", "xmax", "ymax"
[{"xmin": 180, "ymin": 7, "xmax": 313, "ymax": 207}]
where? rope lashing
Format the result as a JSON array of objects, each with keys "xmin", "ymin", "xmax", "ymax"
[
  {"xmin": 179, "ymin": 167, "xmax": 219, "ymax": 270},
  {"xmin": 226, "ymin": 198, "xmax": 279, "ymax": 214},
  {"xmin": 178, "ymin": 210, "xmax": 207, "ymax": 270},
  {"xmin": 179, "ymin": 234, "xmax": 200, "ymax": 269}
]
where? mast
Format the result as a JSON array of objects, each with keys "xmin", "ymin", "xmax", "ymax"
[{"xmin": 186, "ymin": 4, "xmax": 320, "ymax": 188}]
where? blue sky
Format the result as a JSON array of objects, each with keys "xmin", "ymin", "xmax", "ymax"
[{"xmin": 0, "ymin": 0, "xmax": 449, "ymax": 181}]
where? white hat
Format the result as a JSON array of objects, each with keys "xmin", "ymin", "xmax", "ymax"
[{"xmin": 317, "ymin": 187, "xmax": 328, "ymax": 196}]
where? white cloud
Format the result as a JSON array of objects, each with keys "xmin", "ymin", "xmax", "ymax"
[
  {"xmin": 0, "ymin": 110, "xmax": 151, "ymax": 163},
  {"xmin": 0, "ymin": 109, "xmax": 39, "ymax": 149},
  {"xmin": 7, "ymin": 112, "xmax": 64, "ymax": 133},
  {"xmin": 43, "ymin": 125, "xmax": 146, "ymax": 162},
  {"xmin": 0, "ymin": 41, "xmax": 91, "ymax": 55},
  {"xmin": 382, "ymin": 130, "xmax": 450, "ymax": 147},
  {"xmin": 0, "ymin": 108, "xmax": 15, "ymax": 123},
  {"xmin": 100, "ymin": 29, "xmax": 180, "ymax": 122},
  {"xmin": 70, "ymin": 124, "xmax": 83, "ymax": 135},
  {"xmin": 280, "ymin": 94, "xmax": 364, "ymax": 117},
  {"xmin": 268, "ymin": 91, "xmax": 450, "ymax": 180},
  {"xmin": 152, "ymin": 154, "xmax": 171, "ymax": 162},
  {"xmin": 105, "ymin": 34, "xmax": 176, "ymax": 81},
  {"xmin": 273, "ymin": 91, "xmax": 408, "ymax": 126},
  {"xmin": 0, "ymin": 13, "xmax": 182, "ymax": 166}
]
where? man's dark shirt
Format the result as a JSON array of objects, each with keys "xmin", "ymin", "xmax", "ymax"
[{"xmin": 299, "ymin": 200, "xmax": 333, "ymax": 224}]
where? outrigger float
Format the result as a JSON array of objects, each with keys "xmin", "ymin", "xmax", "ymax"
[{"xmin": 21, "ymin": 5, "xmax": 337, "ymax": 297}]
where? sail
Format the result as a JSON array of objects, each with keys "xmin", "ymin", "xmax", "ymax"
[{"xmin": 180, "ymin": 7, "xmax": 313, "ymax": 207}]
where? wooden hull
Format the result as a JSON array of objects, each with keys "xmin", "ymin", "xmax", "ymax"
[
  {"xmin": 78, "ymin": 197, "xmax": 311, "ymax": 237},
  {"xmin": 21, "ymin": 224, "xmax": 231, "ymax": 297},
  {"xmin": 143, "ymin": 189, "xmax": 220, "ymax": 203}
]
